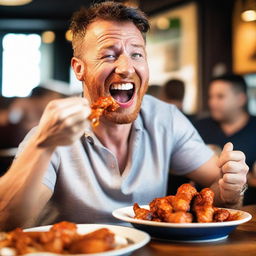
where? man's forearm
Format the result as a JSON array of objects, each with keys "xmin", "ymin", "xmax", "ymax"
[{"xmin": 0, "ymin": 133, "xmax": 54, "ymax": 230}]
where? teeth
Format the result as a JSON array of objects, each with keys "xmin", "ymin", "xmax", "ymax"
[{"xmin": 110, "ymin": 83, "xmax": 134, "ymax": 90}]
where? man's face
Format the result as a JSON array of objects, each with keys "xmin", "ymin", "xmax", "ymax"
[
  {"xmin": 208, "ymin": 80, "xmax": 245, "ymax": 122},
  {"xmin": 72, "ymin": 19, "xmax": 149, "ymax": 124}
]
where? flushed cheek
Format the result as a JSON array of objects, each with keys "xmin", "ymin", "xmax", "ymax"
[
  {"xmin": 86, "ymin": 71, "xmax": 111, "ymax": 98},
  {"xmin": 137, "ymin": 63, "xmax": 149, "ymax": 86}
]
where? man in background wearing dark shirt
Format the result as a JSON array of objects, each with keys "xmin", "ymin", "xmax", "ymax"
[{"xmin": 195, "ymin": 74, "xmax": 256, "ymax": 205}]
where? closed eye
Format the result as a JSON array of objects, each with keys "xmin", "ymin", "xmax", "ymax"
[
  {"xmin": 102, "ymin": 55, "xmax": 116, "ymax": 60},
  {"xmin": 131, "ymin": 53, "xmax": 143, "ymax": 59}
]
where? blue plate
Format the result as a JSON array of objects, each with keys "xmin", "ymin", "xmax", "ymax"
[{"xmin": 112, "ymin": 205, "xmax": 252, "ymax": 243}]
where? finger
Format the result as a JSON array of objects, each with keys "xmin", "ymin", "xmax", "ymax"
[
  {"xmin": 219, "ymin": 178, "xmax": 242, "ymax": 198},
  {"xmin": 221, "ymin": 161, "xmax": 247, "ymax": 174},
  {"xmin": 46, "ymin": 97, "xmax": 89, "ymax": 112},
  {"xmin": 61, "ymin": 111, "xmax": 91, "ymax": 131},
  {"xmin": 217, "ymin": 142, "xmax": 233, "ymax": 168},
  {"xmin": 222, "ymin": 172, "xmax": 246, "ymax": 185},
  {"xmin": 58, "ymin": 104, "xmax": 91, "ymax": 121},
  {"xmin": 218, "ymin": 150, "xmax": 246, "ymax": 168},
  {"xmin": 223, "ymin": 142, "xmax": 233, "ymax": 152}
]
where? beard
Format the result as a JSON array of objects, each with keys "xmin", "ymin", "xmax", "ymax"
[
  {"xmin": 104, "ymin": 106, "xmax": 141, "ymax": 124},
  {"xmin": 103, "ymin": 96, "xmax": 144, "ymax": 124}
]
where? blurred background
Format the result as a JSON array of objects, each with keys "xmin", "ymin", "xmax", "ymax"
[
  {"xmin": 0, "ymin": 0, "xmax": 256, "ymax": 172},
  {"xmin": 0, "ymin": 0, "xmax": 256, "ymax": 112}
]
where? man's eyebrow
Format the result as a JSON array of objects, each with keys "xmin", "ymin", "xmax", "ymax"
[
  {"xmin": 131, "ymin": 43, "xmax": 144, "ymax": 49},
  {"xmin": 98, "ymin": 43, "xmax": 145, "ymax": 51},
  {"xmin": 98, "ymin": 44, "xmax": 117, "ymax": 50}
]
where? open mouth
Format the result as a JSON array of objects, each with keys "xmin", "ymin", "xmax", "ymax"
[{"xmin": 109, "ymin": 83, "xmax": 135, "ymax": 104}]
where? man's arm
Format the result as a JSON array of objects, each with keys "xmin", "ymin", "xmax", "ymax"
[
  {"xmin": 0, "ymin": 97, "xmax": 91, "ymax": 231},
  {"xmin": 0, "ymin": 137, "xmax": 54, "ymax": 231},
  {"xmin": 186, "ymin": 142, "xmax": 248, "ymax": 208}
]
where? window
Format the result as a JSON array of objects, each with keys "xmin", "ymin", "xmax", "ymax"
[{"xmin": 2, "ymin": 33, "xmax": 41, "ymax": 97}]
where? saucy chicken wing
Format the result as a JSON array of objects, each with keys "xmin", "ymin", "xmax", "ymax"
[
  {"xmin": 192, "ymin": 188, "xmax": 215, "ymax": 223},
  {"xmin": 164, "ymin": 211, "xmax": 193, "ymax": 223},
  {"xmin": 88, "ymin": 96, "xmax": 119, "ymax": 127},
  {"xmin": 69, "ymin": 228, "xmax": 115, "ymax": 254},
  {"xmin": 167, "ymin": 183, "xmax": 197, "ymax": 212},
  {"xmin": 213, "ymin": 208, "xmax": 230, "ymax": 222},
  {"xmin": 133, "ymin": 203, "xmax": 153, "ymax": 221},
  {"xmin": 149, "ymin": 198, "xmax": 173, "ymax": 222}
]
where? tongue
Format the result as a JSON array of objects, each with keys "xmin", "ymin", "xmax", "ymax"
[{"xmin": 110, "ymin": 90, "xmax": 130, "ymax": 103}]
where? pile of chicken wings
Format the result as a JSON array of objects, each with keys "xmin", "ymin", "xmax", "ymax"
[{"xmin": 134, "ymin": 184, "xmax": 240, "ymax": 223}]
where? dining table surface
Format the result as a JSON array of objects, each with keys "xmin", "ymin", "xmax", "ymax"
[{"xmin": 131, "ymin": 204, "xmax": 256, "ymax": 256}]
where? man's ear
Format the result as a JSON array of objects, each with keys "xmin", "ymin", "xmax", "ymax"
[
  {"xmin": 71, "ymin": 57, "xmax": 85, "ymax": 81},
  {"xmin": 238, "ymin": 92, "xmax": 247, "ymax": 108}
]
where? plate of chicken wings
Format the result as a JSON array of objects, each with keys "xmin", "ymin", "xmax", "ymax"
[
  {"xmin": 0, "ymin": 222, "xmax": 150, "ymax": 256},
  {"xmin": 112, "ymin": 184, "xmax": 252, "ymax": 242}
]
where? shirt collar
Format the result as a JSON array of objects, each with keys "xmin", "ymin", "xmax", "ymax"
[{"xmin": 84, "ymin": 111, "xmax": 144, "ymax": 145}]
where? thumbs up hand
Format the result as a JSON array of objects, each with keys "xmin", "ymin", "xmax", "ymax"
[{"xmin": 217, "ymin": 142, "xmax": 249, "ymax": 205}]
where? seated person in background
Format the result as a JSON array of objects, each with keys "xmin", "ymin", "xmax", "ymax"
[
  {"xmin": 0, "ymin": 2, "xmax": 248, "ymax": 231},
  {"xmin": 161, "ymin": 79, "xmax": 195, "ymax": 194},
  {"xmin": 194, "ymin": 73, "xmax": 256, "ymax": 205},
  {"xmin": 0, "ymin": 97, "xmax": 20, "ymax": 175},
  {"xmin": 0, "ymin": 81, "xmax": 69, "ymax": 175},
  {"xmin": 146, "ymin": 84, "xmax": 161, "ymax": 98},
  {"xmin": 8, "ymin": 80, "xmax": 71, "ymax": 132},
  {"xmin": 161, "ymin": 79, "xmax": 195, "ymax": 123}
]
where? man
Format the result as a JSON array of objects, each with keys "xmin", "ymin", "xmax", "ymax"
[
  {"xmin": 194, "ymin": 74, "xmax": 256, "ymax": 204},
  {"xmin": 161, "ymin": 79, "xmax": 196, "ymax": 123},
  {"xmin": 162, "ymin": 79, "xmax": 185, "ymax": 111},
  {"xmin": 0, "ymin": 2, "xmax": 248, "ymax": 231},
  {"xmin": 161, "ymin": 79, "xmax": 195, "ymax": 195}
]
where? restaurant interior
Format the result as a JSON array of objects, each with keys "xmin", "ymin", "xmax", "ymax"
[{"xmin": 0, "ymin": 0, "xmax": 256, "ymax": 255}]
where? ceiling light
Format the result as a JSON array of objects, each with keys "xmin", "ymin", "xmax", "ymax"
[
  {"xmin": 65, "ymin": 30, "xmax": 73, "ymax": 42},
  {"xmin": 42, "ymin": 31, "xmax": 55, "ymax": 44},
  {"xmin": 156, "ymin": 17, "xmax": 170, "ymax": 30},
  {"xmin": 241, "ymin": 9, "xmax": 256, "ymax": 22},
  {"xmin": 0, "ymin": 0, "xmax": 32, "ymax": 6}
]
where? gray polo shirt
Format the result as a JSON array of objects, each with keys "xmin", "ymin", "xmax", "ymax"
[{"xmin": 18, "ymin": 95, "xmax": 213, "ymax": 225}]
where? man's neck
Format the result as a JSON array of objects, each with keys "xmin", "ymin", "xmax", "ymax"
[
  {"xmin": 93, "ymin": 120, "xmax": 132, "ymax": 174},
  {"xmin": 220, "ymin": 111, "xmax": 249, "ymax": 136}
]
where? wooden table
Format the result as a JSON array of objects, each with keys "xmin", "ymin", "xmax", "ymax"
[{"xmin": 131, "ymin": 205, "xmax": 256, "ymax": 256}]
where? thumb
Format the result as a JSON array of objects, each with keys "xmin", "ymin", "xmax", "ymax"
[
  {"xmin": 217, "ymin": 142, "xmax": 233, "ymax": 168},
  {"xmin": 222, "ymin": 142, "xmax": 233, "ymax": 152}
]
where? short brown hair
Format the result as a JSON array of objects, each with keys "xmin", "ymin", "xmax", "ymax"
[{"xmin": 70, "ymin": 1, "xmax": 150, "ymax": 57}]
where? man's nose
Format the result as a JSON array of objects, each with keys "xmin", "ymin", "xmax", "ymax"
[{"xmin": 115, "ymin": 54, "xmax": 135, "ymax": 77}]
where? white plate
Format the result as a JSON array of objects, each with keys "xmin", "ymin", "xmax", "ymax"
[
  {"xmin": 112, "ymin": 205, "xmax": 252, "ymax": 242},
  {"xmin": 23, "ymin": 224, "xmax": 150, "ymax": 256}
]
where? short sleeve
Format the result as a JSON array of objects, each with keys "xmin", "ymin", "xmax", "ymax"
[
  {"xmin": 15, "ymin": 127, "xmax": 59, "ymax": 191},
  {"xmin": 170, "ymin": 108, "xmax": 213, "ymax": 175}
]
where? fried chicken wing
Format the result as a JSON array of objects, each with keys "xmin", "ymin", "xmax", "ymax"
[
  {"xmin": 192, "ymin": 188, "xmax": 215, "ymax": 223},
  {"xmin": 164, "ymin": 211, "xmax": 193, "ymax": 223},
  {"xmin": 88, "ymin": 96, "xmax": 119, "ymax": 127},
  {"xmin": 213, "ymin": 208, "xmax": 230, "ymax": 222},
  {"xmin": 69, "ymin": 228, "xmax": 115, "ymax": 254},
  {"xmin": 167, "ymin": 183, "xmax": 197, "ymax": 212},
  {"xmin": 133, "ymin": 203, "xmax": 153, "ymax": 221},
  {"xmin": 149, "ymin": 197, "xmax": 173, "ymax": 222}
]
